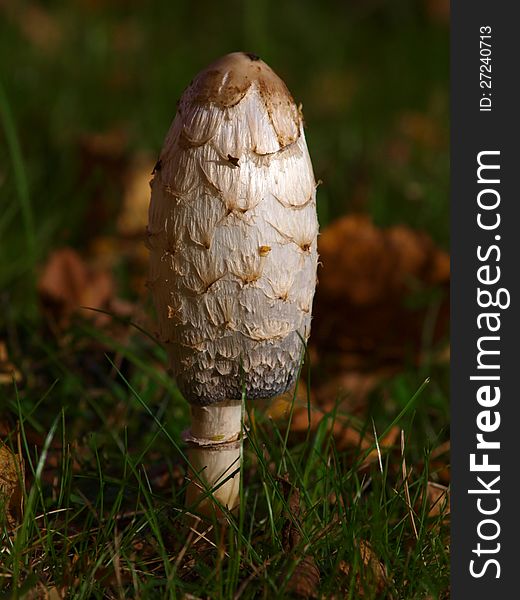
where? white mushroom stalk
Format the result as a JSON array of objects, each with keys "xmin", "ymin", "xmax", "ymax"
[{"xmin": 147, "ymin": 52, "xmax": 318, "ymax": 515}]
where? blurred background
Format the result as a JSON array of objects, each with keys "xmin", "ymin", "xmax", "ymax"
[
  {"xmin": 0, "ymin": 1, "xmax": 450, "ymax": 594},
  {"xmin": 0, "ymin": 0, "xmax": 449, "ymax": 464}
]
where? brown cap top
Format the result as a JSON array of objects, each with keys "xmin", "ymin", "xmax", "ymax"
[
  {"xmin": 183, "ymin": 52, "xmax": 295, "ymax": 107},
  {"xmin": 178, "ymin": 52, "xmax": 302, "ymax": 149}
]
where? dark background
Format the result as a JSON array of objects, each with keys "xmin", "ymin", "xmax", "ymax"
[
  {"xmin": 0, "ymin": 0, "xmax": 449, "ymax": 298},
  {"xmin": 0, "ymin": 1, "xmax": 451, "ymax": 596}
]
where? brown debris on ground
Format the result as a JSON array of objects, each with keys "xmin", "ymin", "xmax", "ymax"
[
  {"xmin": 0, "ymin": 438, "xmax": 25, "ymax": 529},
  {"xmin": 37, "ymin": 245, "xmax": 149, "ymax": 338},
  {"xmin": 278, "ymin": 476, "xmax": 321, "ymax": 598},
  {"xmin": 312, "ymin": 214, "xmax": 449, "ymax": 372},
  {"xmin": 38, "ymin": 247, "xmax": 115, "ymax": 329},
  {"xmin": 0, "ymin": 341, "xmax": 23, "ymax": 386},
  {"xmin": 422, "ymin": 481, "xmax": 450, "ymax": 520},
  {"xmin": 265, "ymin": 379, "xmax": 402, "ymax": 465},
  {"xmin": 339, "ymin": 539, "xmax": 390, "ymax": 598}
]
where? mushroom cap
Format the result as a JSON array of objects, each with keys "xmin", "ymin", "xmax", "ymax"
[
  {"xmin": 148, "ymin": 52, "xmax": 318, "ymax": 405},
  {"xmin": 179, "ymin": 52, "xmax": 301, "ymax": 149}
]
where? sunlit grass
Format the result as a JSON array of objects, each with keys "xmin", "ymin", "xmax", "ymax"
[{"xmin": 1, "ymin": 323, "xmax": 449, "ymax": 597}]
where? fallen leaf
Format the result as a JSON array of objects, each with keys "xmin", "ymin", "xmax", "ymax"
[
  {"xmin": 313, "ymin": 215, "xmax": 449, "ymax": 367},
  {"xmin": 317, "ymin": 215, "xmax": 449, "ymax": 306},
  {"xmin": 278, "ymin": 476, "xmax": 320, "ymax": 598},
  {"xmin": 340, "ymin": 540, "xmax": 389, "ymax": 598},
  {"xmin": 38, "ymin": 248, "xmax": 114, "ymax": 327},
  {"xmin": 22, "ymin": 584, "xmax": 64, "ymax": 600},
  {"xmin": 268, "ymin": 390, "xmax": 399, "ymax": 460},
  {"xmin": 286, "ymin": 554, "xmax": 320, "ymax": 598},
  {"xmin": 358, "ymin": 541, "xmax": 388, "ymax": 587},
  {"xmin": 0, "ymin": 341, "xmax": 22, "ymax": 385},
  {"xmin": 0, "ymin": 439, "xmax": 25, "ymax": 529},
  {"xmin": 423, "ymin": 482, "xmax": 450, "ymax": 519}
]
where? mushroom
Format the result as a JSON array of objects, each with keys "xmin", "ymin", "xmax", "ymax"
[{"xmin": 147, "ymin": 52, "xmax": 318, "ymax": 515}]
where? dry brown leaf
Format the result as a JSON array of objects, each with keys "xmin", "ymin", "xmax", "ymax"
[
  {"xmin": 340, "ymin": 540, "xmax": 389, "ymax": 597},
  {"xmin": 317, "ymin": 215, "xmax": 449, "ymax": 306},
  {"xmin": 278, "ymin": 476, "xmax": 320, "ymax": 598},
  {"xmin": 269, "ymin": 389, "xmax": 399, "ymax": 459},
  {"xmin": 0, "ymin": 341, "xmax": 22, "ymax": 385},
  {"xmin": 430, "ymin": 440, "xmax": 450, "ymax": 460},
  {"xmin": 0, "ymin": 440, "xmax": 25, "ymax": 529},
  {"xmin": 359, "ymin": 541, "xmax": 388, "ymax": 586},
  {"xmin": 313, "ymin": 215, "xmax": 449, "ymax": 367},
  {"xmin": 286, "ymin": 555, "xmax": 321, "ymax": 598},
  {"xmin": 317, "ymin": 215, "xmax": 398, "ymax": 306},
  {"xmin": 21, "ymin": 5, "xmax": 63, "ymax": 53},
  {"xmin": 264, "ymin": 380, "xmax": 315, "ymax": 421},
  {"xmin": 47, "ymin": 587, "xmax": 62, "ymax": 600},
  {"xmin": 38, "ymin": 248, "xmax": 115, "ymax": 327},
  {"xmin": 423, "ymin": 482, "xmax": 450, "ymax": 519},
  {"xmin": 22, "ymin": 584, "xmax": 64, "ymax": 600}
]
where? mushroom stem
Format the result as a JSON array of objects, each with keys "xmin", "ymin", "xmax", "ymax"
[{"xmin": 183, "ymin": 400, "xmax": 242, "ymax": 516}]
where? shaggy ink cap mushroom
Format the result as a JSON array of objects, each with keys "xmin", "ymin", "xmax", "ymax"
[{"xmin": 148, "ymin": 52, "xmax": 319, "ymax": 406}]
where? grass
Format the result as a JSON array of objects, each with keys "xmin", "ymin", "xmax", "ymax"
[
  {"xmin": 0, "ymin": 0, "xmax": 449, "ymax": 597},
  {"xmin": 0, "ymin": 321, "xmax": 449, "ymax": 598}
]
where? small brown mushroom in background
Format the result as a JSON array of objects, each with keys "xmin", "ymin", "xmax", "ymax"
[{"xmin": 147, "ymin": 52, "xmax": 319, "ymax": 515}]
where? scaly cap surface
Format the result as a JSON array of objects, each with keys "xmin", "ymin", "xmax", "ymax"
[{"xmin": 148, "ymin": 52, "xmax": 318, "ymax": 405}]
